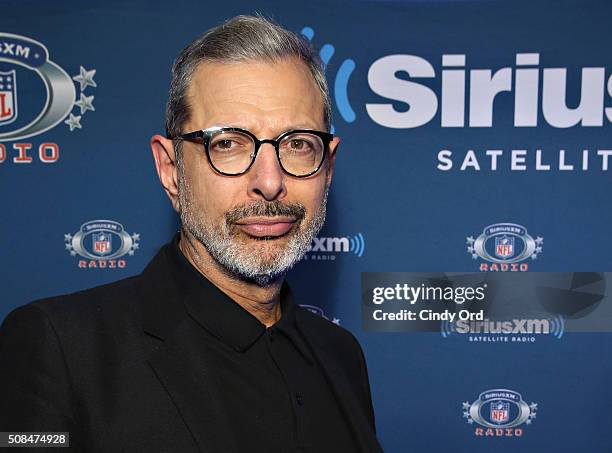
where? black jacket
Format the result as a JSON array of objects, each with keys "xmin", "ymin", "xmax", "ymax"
[{"xmin": 0, "ymin": 239, "xmax": 383, "ymax": 453}]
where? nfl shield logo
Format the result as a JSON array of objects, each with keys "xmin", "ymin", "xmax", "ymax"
[
  {"xmin": 93, "ymin": 232, "xmax": 112, "ymax": 256},
  {"xmin": 495, "ymin": 235, "xmax": 514, "ymax": 259},
  {"xmin": 490, "ymin": 401, "xmax": 510, "ymax": 424},
  {"xmin": 0, "ymin": 70, "xmax": 17, "ymax": 126}
]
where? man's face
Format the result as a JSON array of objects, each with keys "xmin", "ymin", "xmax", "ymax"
[{"xmin": 175, "ymin": 57, "xmax": 338, "ymax": 286}]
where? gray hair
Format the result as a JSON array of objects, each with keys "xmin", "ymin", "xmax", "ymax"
[{"xmin": 165, "ymin": 14, "xmax": 332, "ymax": 146}]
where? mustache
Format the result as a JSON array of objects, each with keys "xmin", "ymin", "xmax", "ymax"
[{"xmin": 225, "ymin": 200, "xmax": 306, "ymax": 225}]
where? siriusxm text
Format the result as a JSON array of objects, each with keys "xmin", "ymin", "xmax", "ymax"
[
  {"xmin": 307, "ymin": 236, "xmax": 349, "ymax": 252},
  {"xmin": 0, "ymin": 41, "xmax": 30, "ymax": 59},
  {"xmin": 455, "ymin": 318, "xmax": 551, "ymax": 334},
  {"xmin": 366, "ymin": 53, "xmax": 612, "ymax": 128}
]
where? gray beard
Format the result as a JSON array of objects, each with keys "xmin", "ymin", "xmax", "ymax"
[{"xmin": 177, "ymin": 160, "xmax": 328, "ymax": 287}]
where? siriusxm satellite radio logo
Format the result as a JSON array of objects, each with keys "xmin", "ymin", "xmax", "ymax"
[
  {"xmin": 303, "ymin": 232, "xmax": 365, "ymax": 261},
  {"xmin": 0, "ymin": 33, "xmax": 97, "ymax": 164},
  {"xmin": 467, "ymin": 223, "xmax": 543, "ymax": 271},
  {"xmin": 441, "ymin": 315, "xmax": 564, "ymax": 343},
  {"xmin": 301, "ymin": 25, "xmax": 612, "ymax": 173},
  {"xmin": 463, "ymin": 389, "xmax": 538, "ymax": 437}
]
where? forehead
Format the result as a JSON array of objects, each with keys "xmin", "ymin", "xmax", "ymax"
[{"xmin": 185, "ymin": 57, "xmax": 325, "ymax": 132}]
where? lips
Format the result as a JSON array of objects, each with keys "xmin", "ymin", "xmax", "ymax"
[{"xmin": 234, "ymin": 217, "xmax": 296, "ymax": 238}]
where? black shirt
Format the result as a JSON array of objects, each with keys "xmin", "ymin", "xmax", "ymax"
[{"xmin": 168, "ymin": 235, "xmax": 358, "ymax": 452}]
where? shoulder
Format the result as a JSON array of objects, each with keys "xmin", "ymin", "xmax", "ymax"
[
  {"xmin": 1, "ymin": 272, "xmax": 146, "ymax": 341},
  {"xmin": 41, "ymin": 273, "xmax": 142, "ymax": 319},
  {"xmin": 6, "ymin": 242, "xmax": 175, "ymax": 331},
  {"xmin": 294, "ymin": 305, "xmax": 364, "ymax": 357},
  {"xmin": 0, "ymin": 271, "xmax": 154, "ymax": 436}
]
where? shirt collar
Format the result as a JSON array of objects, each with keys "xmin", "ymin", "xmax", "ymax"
[{"xmin": 168, "ymin": 233, "xmax": 314, "ymax": 363}]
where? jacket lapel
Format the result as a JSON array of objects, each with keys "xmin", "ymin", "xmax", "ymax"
[
  {"xmin": 295, "ymin": 313, "xmax": 384, "ymax": 453},
  {"xmin": 140, "ymin": 245, "xmax": 237, "ymax": 453},
  {"xmin": 146, "ymin": 316, "xmax": 237, "ymax": 453}
]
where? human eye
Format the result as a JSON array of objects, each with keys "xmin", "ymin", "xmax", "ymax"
[
  {"xmin": 282, "ymin": 134, "xmax": 318, "ymax": 153},
  {"xmin": 212, "ymin": 139, "xmax": 236, "ymax": 150},
  {"xmin": 210, "ymin": 132, "xmax": 251, "ymax": 154},
  {"xmin": 289, "ymin": 138, "xmax": 310, "ymax": 150}
]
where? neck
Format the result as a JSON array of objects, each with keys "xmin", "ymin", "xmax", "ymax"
[{"xmin": 178, "ymin": 228, "xmax": 283, "ymax": 327}]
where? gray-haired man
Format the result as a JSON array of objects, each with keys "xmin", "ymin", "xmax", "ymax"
[{"xmin": 0, "ymin": 15, "xmax": 383, "ymax": 453}]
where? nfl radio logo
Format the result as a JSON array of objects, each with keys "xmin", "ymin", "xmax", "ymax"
[
  {"xmin": 463, "ymin": 388, "xmax": 538, "ymax": 437},
  {"xmin": 0, "ymin": 70, "xmax": 17, "ymax": 126},
  {"xmin": 490, "ymin": 401, "xmax": 510, "ymax": 424},
  {"xmin": 495, "ymin": 235, "xmax": 514, "ymax": 259},
  {"xmin": 93, "ymin": 232, "xmax": 112, "ymax": 256}
]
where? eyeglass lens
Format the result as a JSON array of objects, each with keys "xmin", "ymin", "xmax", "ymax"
[{"xmin": 208, "ymin": 130, "xmax": 325, "ymax": 176}]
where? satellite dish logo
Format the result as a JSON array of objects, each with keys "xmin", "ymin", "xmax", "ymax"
[
  {"xmin": 440, "ymin": 315, "xmax": 564, "ymax": 342},
  {"xmin": 301, "ymin": 26, "xmax": 356, "ymax": 128}
]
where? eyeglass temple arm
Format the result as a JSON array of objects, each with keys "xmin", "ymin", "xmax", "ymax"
[{"xmin": 167, "ymin": 130, "xmax": 204, "ymax": 141}]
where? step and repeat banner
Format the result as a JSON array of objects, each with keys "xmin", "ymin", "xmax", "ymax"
[{"xmin": 1, "ymin": 0, "xmax": 611, "ymax": 451}]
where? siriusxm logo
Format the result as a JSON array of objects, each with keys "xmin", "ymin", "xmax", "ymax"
[
  {"xmin": 366, "ymin": 52, "xmax": 612, "ymax": 129},
  {"xmin": 301, "ymin": 29, "xmax": 612, "ymax": 130},
  {"xmin": 300, "ymin": 27, "xmax": 612, "ymax": 129},
  {"xmin": 301, "ymin": 26, "xmax": 611, "ymax": 172},
  {"xmin": 306, "ymin": 233, "xmax": 365, "ymax": 256},
  {"xmin": 441, "ymin": 316, "xmax": 565, "ymax": 343}
]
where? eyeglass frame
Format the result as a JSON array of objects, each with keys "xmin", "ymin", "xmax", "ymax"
[{"xmin": 167, "ymin": 126, "xmax": 335, "ymax": 177}]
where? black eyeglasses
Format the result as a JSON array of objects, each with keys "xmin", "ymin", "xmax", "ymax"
[{"xmin": 169, "ymin": 126, "xmax": 334, "ymax": 177}]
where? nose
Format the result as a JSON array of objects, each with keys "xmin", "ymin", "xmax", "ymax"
[{"xmin": 246, "ymin": 142, "xmax": 286, "ymax": 201}]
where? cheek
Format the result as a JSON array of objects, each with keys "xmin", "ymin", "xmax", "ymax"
[
  {"xmin": 291, "ymin": 179, "xmax": 327, "ymax": 214},
  {"xmin": 183, "ymin": 154, "xmax": 224, "ymax": 216},
  {"xmin": 194, "ymin": 173, "xmax": 245, "ymax": 219}
]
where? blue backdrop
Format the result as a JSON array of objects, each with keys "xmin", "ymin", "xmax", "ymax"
[{"xmin": 2, "ymin": 0, "xmax": 612, "ymax": 451}]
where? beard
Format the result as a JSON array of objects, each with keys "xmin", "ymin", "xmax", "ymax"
[{"xmin": 177, "ymin": 159, "xmax": 328, "ymax": 287}]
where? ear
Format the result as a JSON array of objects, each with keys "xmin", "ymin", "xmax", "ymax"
[
  {"xmin": 150, "ymin": 134, "xmax": 180, "ymax": 212},
  {"xmin": 325, "ymin": 136, "xmax": 340, "ymax": 188}
]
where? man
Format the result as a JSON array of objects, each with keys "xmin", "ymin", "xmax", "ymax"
[{"xmin": 0, "ymin": 15, "xmax": 383, "ymax": 453}]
